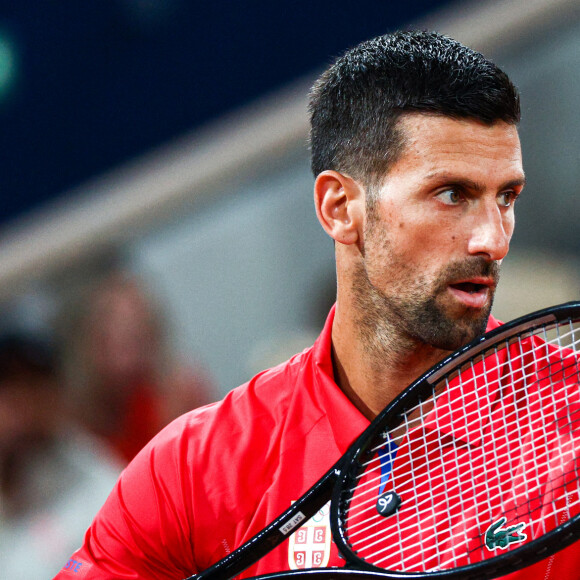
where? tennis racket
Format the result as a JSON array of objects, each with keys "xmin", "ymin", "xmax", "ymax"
[{"xmin": 187, "ymin": 301, "xmax": 580, "ymax": 580}]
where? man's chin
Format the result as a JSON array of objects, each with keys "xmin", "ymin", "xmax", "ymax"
[
  {"xmin": 421, "ymin": 303, "xmax": 491, "ymax": 351},
  {"xmin": 426, "ymin": 331, "xmax": 482, "ymax": 352}
]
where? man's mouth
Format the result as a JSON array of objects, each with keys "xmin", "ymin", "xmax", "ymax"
[
  {"xmin": 449, "ymin": 281, "xmax": 488, "ymax": 294},
  {"xmin": 447, "ymin": 279, "xmax": 494, "ymax": 308}
]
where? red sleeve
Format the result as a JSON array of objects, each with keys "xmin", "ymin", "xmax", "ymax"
[
  {"xmin": 52, "ymin": 417, "xmax": 199, "ymax": 580},
  {"xmin": 51, "ymin": 381, "xmax": 283, "ymax": 580}
]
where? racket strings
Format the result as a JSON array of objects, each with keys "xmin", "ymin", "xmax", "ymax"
[
  {"xmin": 351, "ymin": 378, "xmax": 578, "ymax": 531},
  {"xmin": 353, "ymin": 335, "xmax": 580, "ymax": 466},
  {"xmin": 357, "ymin": 339, "xmax": 580, "ymax": 473},
  {"xmin": 351, "ymin": 453, "xmax": 580, "ymax": 569},
  {"xmin": 348, "ymin": 368, "xmax": 580, "ymax": 519},
  {"xmin": 345, "ymin": 443, "xmax": 580, "ymax": 570},
  {"xmin": 340, "ymin": 318, "xmax": 580, "ymax": 573},
  {"xmin": 347, "ymin": 431, "xmax": 580, "ymax": 542},
  {"xmin": 356, "ymin": 427, "xmax": 579, "ymax": 565},
  {"xmin": 353, "ymin": 392, "xmax": 580, "ymax": 506}
]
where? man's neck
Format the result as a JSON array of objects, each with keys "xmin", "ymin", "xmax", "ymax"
[{"xmin": 330, "ymin": 303, "xmax": 450, "ymax": 419}]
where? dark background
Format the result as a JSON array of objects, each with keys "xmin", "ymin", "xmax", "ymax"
[{"xmin": 0, "ymin": 1, "xmax": 451, "ymax": 228}]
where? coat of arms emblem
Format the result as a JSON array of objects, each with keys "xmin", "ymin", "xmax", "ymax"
[{"xmin": 288, "ymin": 502, "xmax": 332, "ymax": 569}]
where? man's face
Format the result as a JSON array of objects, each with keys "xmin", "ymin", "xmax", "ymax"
[{"xmin": 359, "ymin": 113, "xmax": 525, "ymax": 351}]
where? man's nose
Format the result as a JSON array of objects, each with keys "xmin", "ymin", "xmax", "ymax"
[{"xmin": 466, "ymin": 202, "xmax": 512, "ymax": 261}]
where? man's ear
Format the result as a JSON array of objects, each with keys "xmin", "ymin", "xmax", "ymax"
[{"xmin": 314, "ymin": 170, "xmax": 364, "ymax": 245}]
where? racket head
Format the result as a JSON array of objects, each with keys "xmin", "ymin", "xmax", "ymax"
[{"xmin": 331, "ymin": 301, "xmax": 580, "ymax": 579}]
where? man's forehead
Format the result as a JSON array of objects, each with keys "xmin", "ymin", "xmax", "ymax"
[
  {"xmin": 376, "ymin": 113, "xmax": 524, "ymax": 187},
  {"xmin": 393, "ymin": 114, "xmax": 521, "ymax": 158},
  {"xmin": 395, "ymin": 111, "xmax": 520, "ymax": 140}
]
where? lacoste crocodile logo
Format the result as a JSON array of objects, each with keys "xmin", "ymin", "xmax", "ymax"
[{"xmin": 485, "ymin": 517, "xmax": 527, "ymax": 551}]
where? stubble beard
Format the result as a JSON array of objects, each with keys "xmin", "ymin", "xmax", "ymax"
[{"xmin": 352, "ymin": 226, "xmax": 500, "ymax": 360}]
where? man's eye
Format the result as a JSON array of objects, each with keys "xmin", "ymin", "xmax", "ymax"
[
  {"xmin": 497, "ymin": 191, "xmax": 517, "ymax": 207},
  {"xmin": 435, "ymin": 189, "xmax": 462, "ymax": 205}
]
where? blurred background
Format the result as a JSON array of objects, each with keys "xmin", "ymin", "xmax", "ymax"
[{"xmin": 0, "ymin": 1, "xmax": 579, "ymax": 577}]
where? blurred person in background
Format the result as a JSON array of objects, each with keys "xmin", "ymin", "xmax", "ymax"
[
  {"xmin": 59, "ymin": 270, "xmax": 216, "ymax": 464},
  {"xmin": 0, "ymin": 332, "xmax": 122, "ymax": 580}
]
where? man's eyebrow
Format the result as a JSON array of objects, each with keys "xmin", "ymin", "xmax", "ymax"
[
  {"xmin": 424, "ymin": 172, "xmax": 526, "ymax": 192},
  {"xmin": 502, "ymin": 176, "xmax": 527, "ymax": 190}
]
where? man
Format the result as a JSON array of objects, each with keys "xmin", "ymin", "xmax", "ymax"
[{"xmin": 53, "ymin": 30, "xmax": 577, "ymax": 579}]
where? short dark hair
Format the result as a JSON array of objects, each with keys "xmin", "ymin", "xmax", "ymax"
[{"xmin": 308, "ymin": 30, "xmax": 520, "ymax": 187}]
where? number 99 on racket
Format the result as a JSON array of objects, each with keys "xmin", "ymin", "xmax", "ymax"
[{"xmin": 187, "ymin": 301, "xmax": 580, "ymax": 580}]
